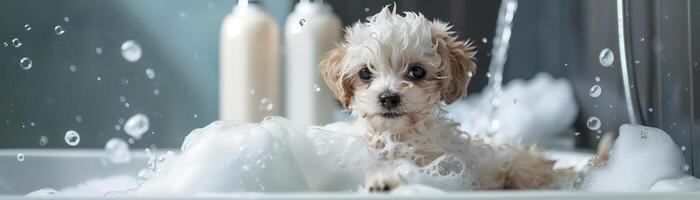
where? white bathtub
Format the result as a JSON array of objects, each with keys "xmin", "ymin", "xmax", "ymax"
[{"xmin": 1, "ymin": 149, "xmax": 699, "ymax": 199}]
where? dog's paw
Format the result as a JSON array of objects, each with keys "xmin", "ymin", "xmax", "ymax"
[{"xmin": 359, "ymin": 171, "xmax": 407, "ymax": 193}]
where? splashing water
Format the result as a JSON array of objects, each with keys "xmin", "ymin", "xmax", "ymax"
[
  {"xmin": 124, "ymin": 113, "xmax": 149, "ymax": 139},
  {"xmin": 485, "ymin": 0, "xmax": 518, "ymax": 135},
  {"xmin": 64, "ymin": 130, "xmax": 80, "ymax": 146},
  {"xmin": 121, "ymin": 40, "xmax": 142, "ymax": 62}
]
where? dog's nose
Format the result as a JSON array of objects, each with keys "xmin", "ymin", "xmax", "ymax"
[{"xmin": 378, "ymin": 91, "xmax": 401, "ymax": 109}]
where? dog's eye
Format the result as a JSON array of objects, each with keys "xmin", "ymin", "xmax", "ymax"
[
  {"xmin": 359, "ymin": 67, "xmax": 373, "ymax": 81},
  {"xmin": 407, "ymin": 66, "xmax": 426, "ymax": 80}
]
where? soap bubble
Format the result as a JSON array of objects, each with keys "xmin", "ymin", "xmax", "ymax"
[
  {"xmin": 299, "ymin": 19, "xmax": 306, "ymax": 27},
  {"xmin": 69, "ymin": 65, "xmax": 77, "ymax": 72},
  {"xmin": 486, "ymin": 72, "xmax": 491, "ymax": 78},
  {"xmin": 640, "ymin": 37, "xmax": 645, "ymax": 42},
  {"xmin": 17, "ymin": 153, "xmax": 25, "ymax": 162},
  {"xmin": 11, "ymin": 38, "xmax": 22, "ymax": 48},
  {"xmin": 64, "ymin": 16, "xmax": 70, "ymax": 22},
  {"xmin": 481, "ymin": 37, "xmax": 488, "ymax": 43},
  {"xmin": 153, "ymin": 89, "xmax": 160, "ymax": 95},
  {"xmin": 648, "ymin": 107, "xmax": 654, "ymax": 113},
  {"xmin": 64, "ymin": 130, "xmax": 80, "ymax": 146},
  {"xmin": 75, "ymin": 115, "xmax": 83, "ymax": 123},
  {"xmin": 105, "ymin": 138, "xmax": 131, "ymax": 164},
  {"xmin": 313, "ymin": 84, "xmax": 321, "ymax": 92},
  {"xmin": 681, "ymin": 146, "xmax": 686, "ymax": 151},
  {"xmin": 124, "ymin": 113, "xmax": 149, "ymax": 139},
  {"xmin": 259, "ymin": 98, "xmax": 274, "ymax": 111},
  {"xmin": 145, "ymin": 68, "xmax": 155, "ymax": 79},
  {"xmin": 24, "ymin": 24, "xmax": 31, "ymax": 31},
  {"xmin": 38, "ymin": 136, "xmax": 49, "ymax": 146},
  {"xmin": 599, "ymin": 48, "xmax": 614, "ymax": 67},
  {"xmin": 595, "ymin": 76, "xmax": 600, "ymax": 82},
  {"xmin": 119, "ymin": 96, "xmax": 126, "ymax": 103},
  {"xmin": 574, "ymin": 132, "xmax": 581, "ymax": 136},
  {"xmin": 586, "ymin": 117, "xmax": 601, "ymax": 131},
  {"xmin": 364, "ymin": 7, "xmax": 370, "ymax": 12},
  {"xmin": 19, "ymin": 57, "xmax": 32, "ymax": 70},
  {"xmin": 121, "ymin": 40, "xmax": 142, "ymax": 62},
  {"xmin": 54, "ymin": 25, "xmax": 65, "ymax": 35},
  {"xmin": 589, "ymin": 85, "xmax": 602, "ymax": 98},
  {"xmin": 512, "ymin": 98, "xmax": 518, "ymax": 104}
]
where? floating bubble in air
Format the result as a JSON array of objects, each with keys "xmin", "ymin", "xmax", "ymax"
[
  {"xmin": 121, "ymin": 40, "xmax": 142, "ymax": 62},
  {"xmin": 24, "ymin": 24, "xmax": 31, "ymax": 31},
  {"xmin": 19, "ymin": 57, "xmax": 32, "ymax": 70},
  {"xmin": 648, "ymin": 107, "xmax": 654, "ymax": 113},
  {"xmin": 105, "ymin": 138, "xmax": 131, "ymax": 164},
  {"xmin": 54, "ymin": 25, "xmax": 65, "ymax": 35},
  {"xmin": 11, "ymin": 38, "xmax": 22, "ymax": 48},
  {"xmin": 599, "ymin": 48, "xmax": 614, "ymax": 67},
  {"xmin": 124, "ymin": 113, "xmax": 149, "ymax": 139},
  {"xmin": 595, "ymin": 76, "xmax": 600, "ymax": 82},
  {"xmin": 64, "ymin": 130, "xmax": 80, "ymax": 146},
  {"xmin": 299, "ymin": 19, "xmax": 306, "ymax": 27},
  {"xmin": 481, "ymin": 37, "xmax": 488, "ymax": 43},
  {"xmin": 259, "ymin": 98, "xmax": 273, "ymax": 111},
  {"xmin": 313, "ymin": 84, "xmax": 321, "ymax": 92},
  {"xmin": 69, "ymin": 65, "xmax": 77, "ymax": 72},
  {"xmin": 75, "ymin": 115, "xmax": 83, "ymax": 123},
  {"xmin": 589, "ymin": 85, "xmax": 602, "ymax": 98},
  {"xmin": 64, "ymin": 17, "xmax": 70, "ymax": 22},
  {"xmin": 153, "ymin": 89, "xmax": 160, "ymax": 95},
  {"xmin": 17, "ymin": 153, "xmax": 25, "ymax": 162},
  {"xmin": 586, "ymin": 117, "xmax": 601, "ymax": 131},
  {"xmin": 145, "ymin": 68, "xmax": 155, "ymax": 79},
  {"xmin": 38, "ymin": 136, "xmax": 49, "ymax": 146}
]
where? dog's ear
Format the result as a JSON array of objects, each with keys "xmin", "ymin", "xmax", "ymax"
[
  {"xmin": 432, "ymin": 22, "xmax": 477, "ymax": 104},
  {"xmin": 320, "ymin": 47, "xmax": 354, "ymax": 109}
]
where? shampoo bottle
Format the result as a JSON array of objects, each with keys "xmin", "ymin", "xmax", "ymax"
[
  {"xmin": 220, "ymin": 0, "xmax": 280, "ymax": 121},
  {"xmin": 284, "ymin": 0, "xmax": 342, "ymax": 125}
]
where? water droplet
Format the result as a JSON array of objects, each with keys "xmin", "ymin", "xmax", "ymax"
[
  {"xmin": 667, "ymin": 73, "xmax": 671, "ymax": 78},
  {"xmin": 586, "ymin": 117, "xmax": 601, "ymax": 131},
  {"xmin": 364, "ymin": 7, "xmax": 370, "ymax": 12},
  {"xmin": 634, "ymin": 60, "xmax": 640, "ymax": 64},
  {"xmin": 97, "ymin": 76, "xmax": 102, "ymax": 81},
  {"xmin": 114, "ymin": 124, "xmax": 121, "ymax": 131},
  {"xmin": 313, "ymin": 84, "xmax": 321, "ymax": 92},
  {"xmin": 486, "ymin": 72, "xmax": 491, "ymax": 78},
  {"xmin": 96, "ymin": 47, "xmax": 103, "ymax": 55},
  {"xmin": 512, "ymin": 98, "xmax": 518, "ymax": 104},
  {"xmin": 640, "ymin": 37, "xmax": 645, "ymax": 42},
  {"xmin": 11, "ymin": 38, "xmax": 22, "ymax": 48},
  {"xmin": 3, "ymin": 42, "xmax": 8, "ymax": 47},
  {"xmin": 481, "ymin": 37, "xmax": 488, "ymax": 43},
  {"xmin": 38, "ymin": 136, "xmax": 49, "ymax": 146},
  {"xmin": 683, "ymin": 164, "xmax": 690, "ymax": 171},
  {"xmin": 193, "ymin": 114, "xmax": 198, "ymax": 118},
  {"xmin": 17, "ymin": 153, "xmax": 25, "ymax": 162},
  {"xmin": 595, "ymin": 76, "xmax": 600, "ymax": 82},
  {"xmin": 153, "ymin": 89, "xmax": 160, "ymax": 95},
  {"xmin": 145, "ymin": 68, "xmax": 155, "ymax": 79},
  {"xmin": 105, "ymin": 138, "xmax": 131, "ymax": 164},
  {"xmin": 564, "ymin": 62, "xmax": 568, "ymax": 67},
  {"xmin": 24, "ymin": 24, "xmax": 31, "ymax": 31},
  {"xmin": 64, "ymin": 130, "xmax": 80, "ymax": 146},
  {"xmin": 574, "ymin": 132, "xmax": 581, "ymax": 136},
  {"xmin": 54, "ymin": 25, "xmax": 65, "ymax": 35},
  {"xmin": 681, "ymin": 146, "xmax": 686, "ymax": 151},
  {"xmin": 242, "ymin": 165, "xmax": 250, "ymax": 171},
  {"xmin": 63, "ymin": 16, "xmax": 70, "ymax": 22},
  {"xmin": 69, "ymin": 65, "xmax": 77, "ymax": 72},
  {"xmin": 124, "ymin": 103, "xmax": 130, "ymax": 108},
  {"xmin": 299, "ymin": 19, "xmax": 306, "ymax": 27},
  {"xmin": 19, "ymin": 57, "xmax": 32, "ymax": 70},
  {"xmin": 121, "ymin": 40, "xmax": 142, "ymax": 62},
  {"xmin": 75, "ymin": 115, "xmax": 83, "ymax": 123},
  {"xmin": 124, "ymin": 113, "xmax": 149, "ymax": 139},
  {"xmin": 598, "ymin": 48, "xmax": 614, "ymax": 67},
  {"xmin": 30, "ymin": 122, "xmax": 35, "ymax": 126},
  {"xmin": 259, "ymin": 98, "xmax": 274, "ymax": 111},
  {"xmin": 648, "ymin": 107, "xmax": 654, "ymax": 113},
  {"xmin": 589, "ymin": 85, "xmax": 602, "ymax": 98},
  {"xmin": 119, "ymin": 96, "xmax": 126, "ymax": 103}
]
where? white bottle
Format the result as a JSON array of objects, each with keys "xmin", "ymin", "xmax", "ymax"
[
  {"xmin": 284, "ymin": 0, "xmax": 342, "ymax": 125},
  {"xmin": 220, "ymin": 0, "xmax": 280, "ymax": 122}
]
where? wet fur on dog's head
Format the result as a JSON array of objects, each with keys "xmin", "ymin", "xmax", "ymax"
[{"xmin": 321, "ymin": 6, "xmax": 476, "ymax": 133}]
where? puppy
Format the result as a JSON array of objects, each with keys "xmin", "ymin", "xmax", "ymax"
[{"xmin": 321, "ymin": 6, "xmax": 576, "ymax": 192}]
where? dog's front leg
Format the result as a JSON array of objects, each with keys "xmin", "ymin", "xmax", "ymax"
[{"xmin": 359, "ymin": 170, "xmax": 407, "ymax": 193}]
